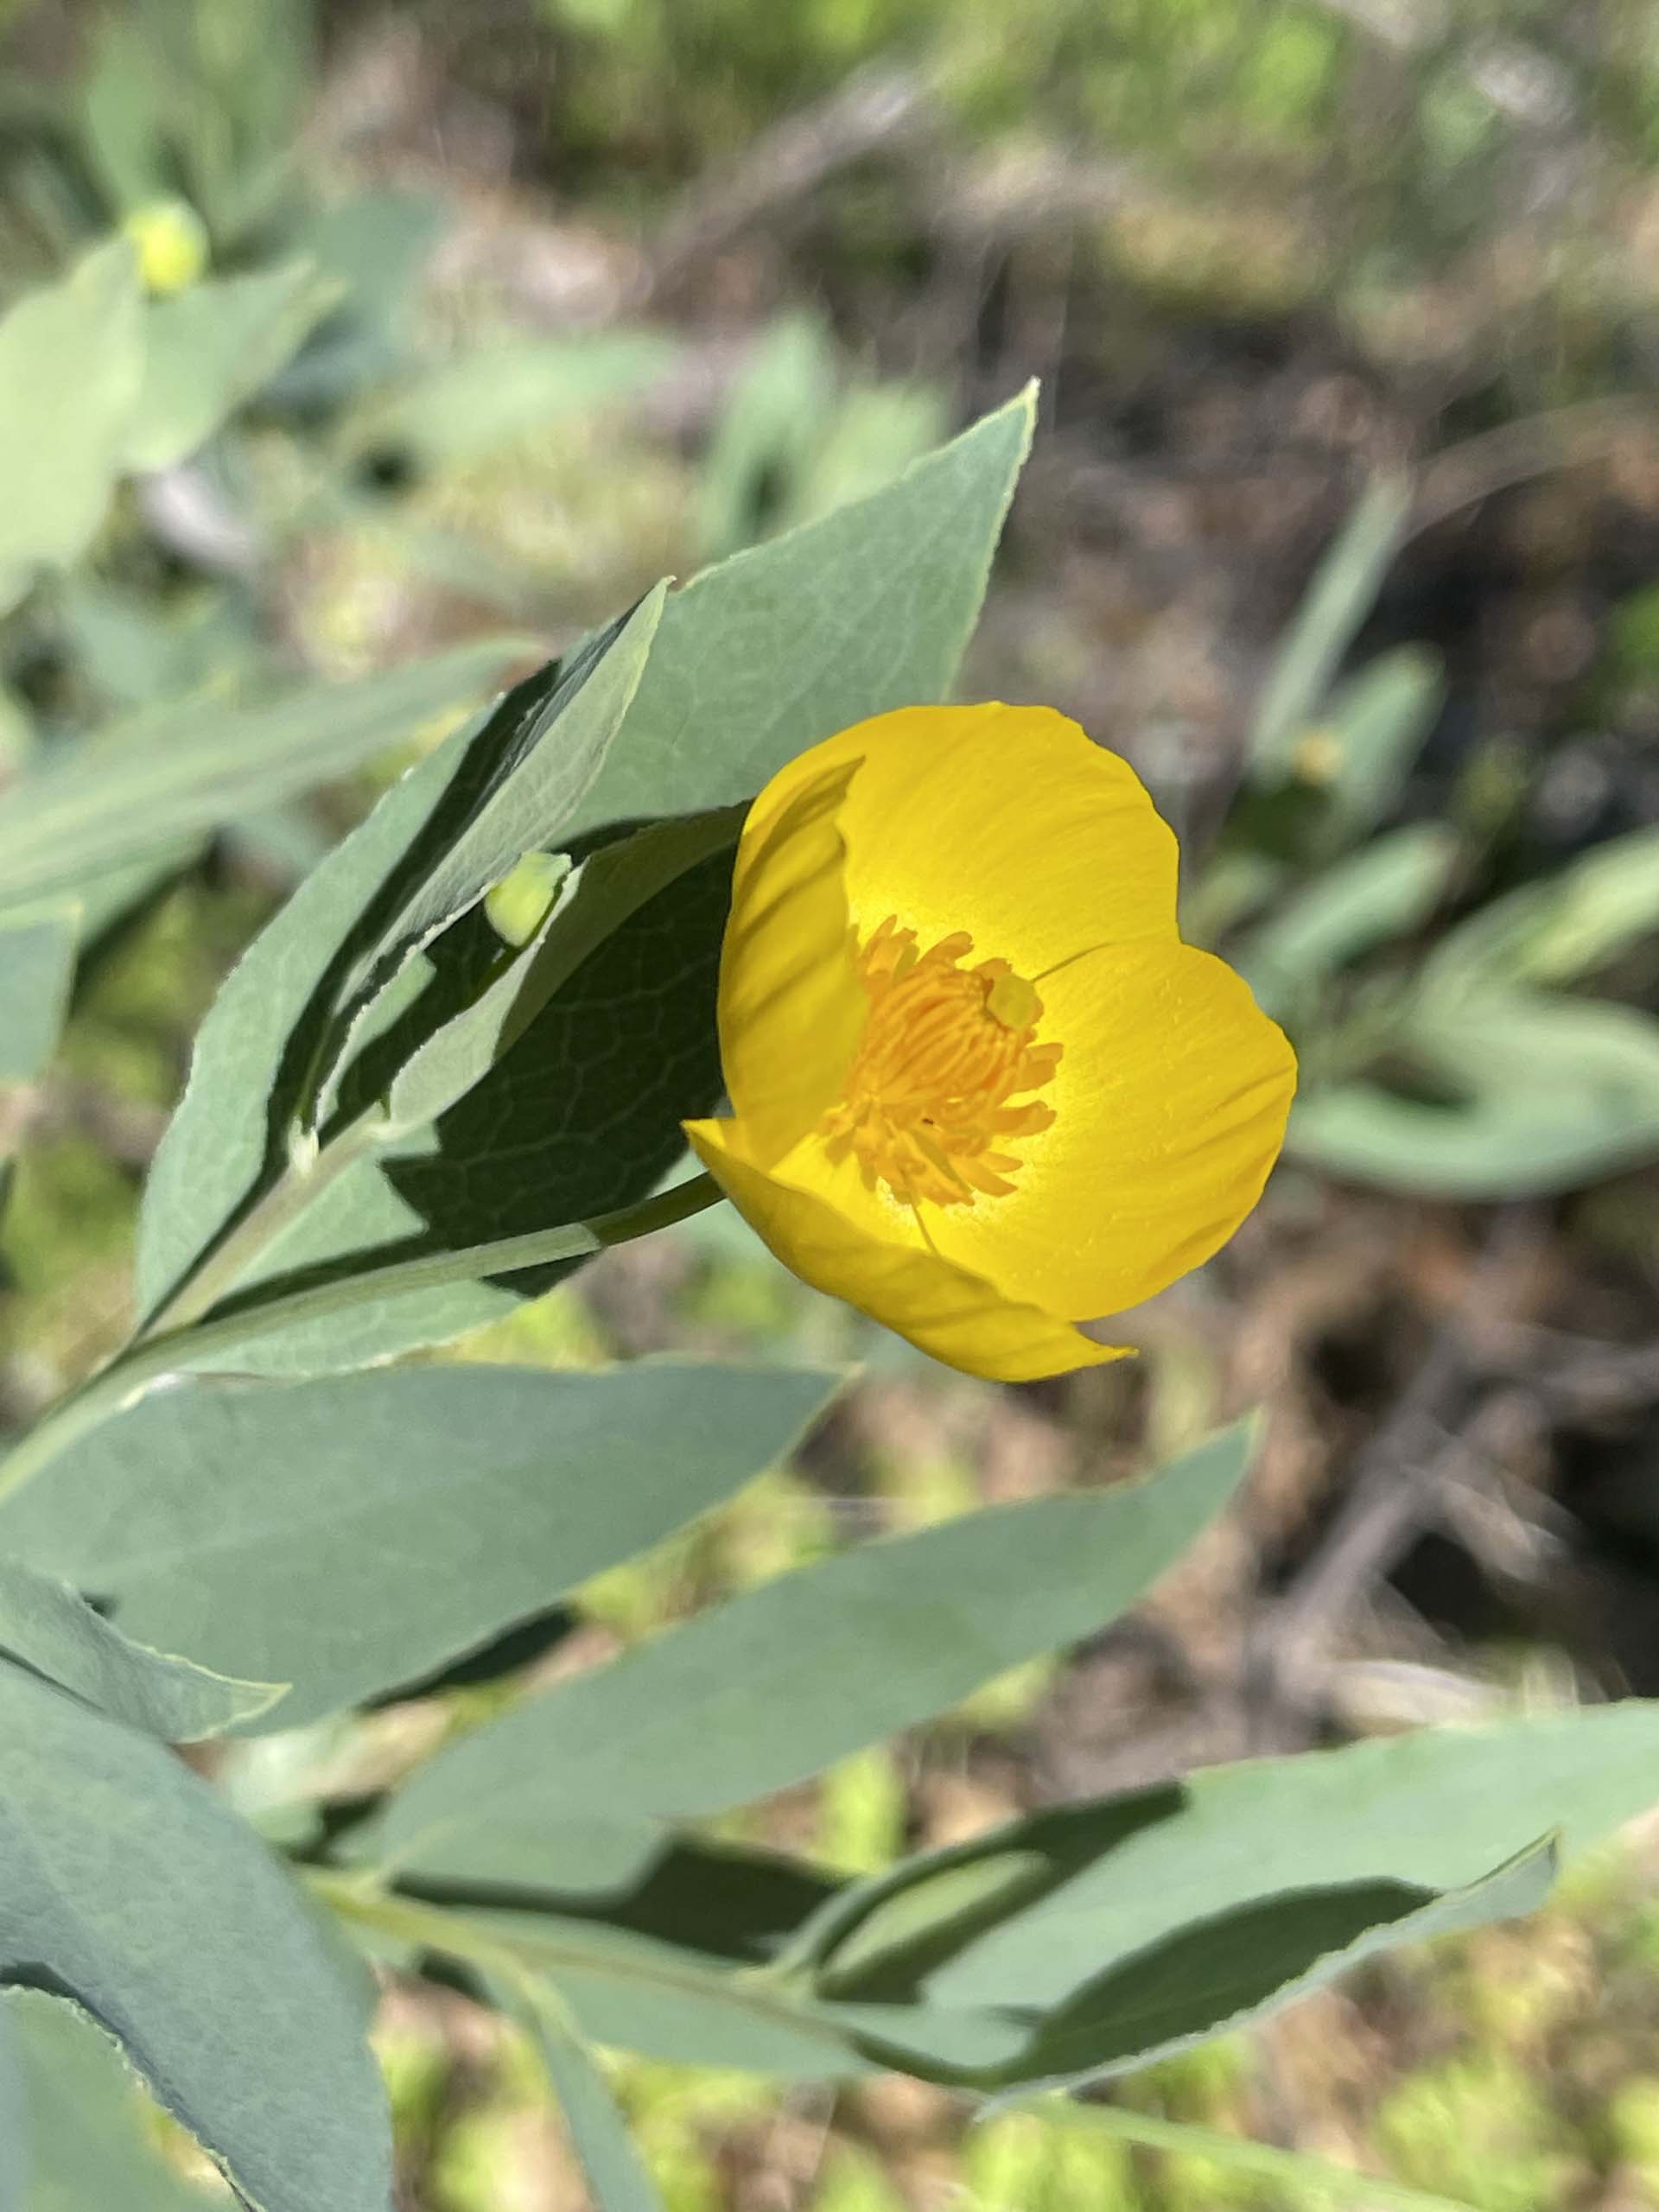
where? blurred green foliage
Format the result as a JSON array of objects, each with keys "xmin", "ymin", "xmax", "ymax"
[{"xmin": 538, "ymin": 0, "xmax": 1349, "ymax": 172}]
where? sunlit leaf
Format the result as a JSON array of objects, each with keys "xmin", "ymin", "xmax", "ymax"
[
  {"xmin": 136, "ymin": 601, "xmax": 658, "ymax": 1325},
  {"xmin": 0, "ymin": 1667, "xmax": 390, "ymax": 2212},
  {"xmin": 0, "ymin": 1360, "xmax": 840, "ymax": 1733},
  {"xmin": 0, "ymin": 1557, "xmax": 283, "ymax": 1738},
  {"xmin": 568, "ymin": 385, "xmax": 1035, "ymax": 838},
  {"xmin": 808, "ymin": 1704, "xmax": 1659, "ymax": 2038},
  {"xmin": 363, "ymin": 1421, "xmax": 1255, "ymax": 1883}
]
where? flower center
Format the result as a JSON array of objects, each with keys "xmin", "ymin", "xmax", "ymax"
[{"xmin": 817, "ymin": 916, "xmax": 1061, "ymax": 1209}]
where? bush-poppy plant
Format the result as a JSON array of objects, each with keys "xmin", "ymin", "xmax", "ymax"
[{"xmin": 684, "ymin": 704, "xmax": 1295, "ymax": 1380}]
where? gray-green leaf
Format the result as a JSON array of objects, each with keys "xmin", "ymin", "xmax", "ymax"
[
  {"xmin": 380, "ymin": 808, "xmax": 745, "ymax": 1131},
  {"xmin": 1314, "ymin": 645, "xmax": 1444, "ymax": 844},
  {"xmin": 121, "ymin": 260, "xmax": 342, "ymax": 473},
  {"xmin": 934, "ymin": 1842, "xmax": 1555, "ymax": 2088},
  {"xmin": 504, "ymin": 1979, "xmax": 668, "ymax": 2212},
  {"xmin": 364, "ymin": 1420, "xmax": 1255, "ymax": 1883},
  {"xmin": 566, "ymin": 386, "xmax": 1034, "ymax": 838},
  {"xmin": 1426, "ymin": 823, "xmax": 1659, "ymax": 991},
  {"xmin": 0, "ymin": 903, "xmax": 79, "ymax": 1082},
  {"xmin": 0, "ymin": 638, "xmax": 524, "ymax": 907},
  {"xmin": 0, "ymin": 1557, "xmax": 283, "ymax": 1738},
  {"xmin": 1294, "ymin": 994, "xmax": 1659, "ymax": 1196},
  {"xmin": 335, "ymin": 585, "xmax": 666, "ymax": 1037},
  {"xmin": 0, "ymin": 1667, "xmax": 391, "ymax": 2212},
  {"xmin": 0, "ymin": 1360, "xmax": 841, "ymax": 1732},
  {"xmin": 138, "ymin": 810, "xmax": 740, "ymax": 1377},
  {"xmin": 135, "ymin": 605, "xmax": 661, "ymax": 1327},
  {"xmin": 810, "ymin": 1701, "xmax": 1659, "ymax": 2037},
  {"xmin": 1235, "ymin": 824, "xmax": 1457, "ymax": 1017},
  {"xmin": 0, "ymin": 240, "xmax": 143, "ymax": 617},
  {"xmin": 1249, "ymin": 475, "xmax": 1412, "ymax": 777}
]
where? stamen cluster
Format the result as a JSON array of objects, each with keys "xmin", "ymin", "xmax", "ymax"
[{"xmin": 818, "ymin": 916, "xmax": 1060, "ymax": 1207}]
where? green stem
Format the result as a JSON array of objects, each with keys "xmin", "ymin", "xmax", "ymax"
[
  {"xmin": 305, "ymin": 1869, "xmax": 852, "ymax": 2052},
  {"xmin": 137, "ymin": 1105, "xmax": 388, "ymax": 1339},
  {"xmin": 0, "ymin": 1174, "xmax": 723, "ymax": 1508}
]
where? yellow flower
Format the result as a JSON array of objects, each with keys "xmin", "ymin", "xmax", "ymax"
[
  {"xmin": 683, "ymin": 704, "xmax": 1296, "ymax": 1381},
  {"xmin": 122, "ymin": 200, "xmax": 208, "ymax": 296}
]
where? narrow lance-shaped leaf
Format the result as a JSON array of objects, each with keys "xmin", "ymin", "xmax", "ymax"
[
  {"xmin": 135, "ymin": 599, "xmax": 658, "ymax": 1318},
  {"xmin": 0, "ymin": 1557, "xmax": 283, "ymax": 1738},
  {"xmin": 1249, "ymin": 474, "xmax": 1412, "ymax": 777},
  {"xmin": 807, "ymin": 1847, "xmax": 1556, "ymax": 2091},
  {"xmin": 0, "ymin": 240, "xmax": 143, "ymax": 617},
  {"xmin": 183, "ymin": 830, "xmax": 735, "ymax": 1377},
  {"xmin": 499, "ymin": 1976, "xmax": 668, "ymax": 2212},
  {"xmin": 0, "ymin": 903, "xmax": 79, "ymax": 1082},
  {"xmin": 1235, "ymin": 824, "xmax": 1457, "ymax": 1018},
  {"xmin": 0, "ymin": 637, "xmax": 527, "ymax": 906},
  {"xmin": 120, "ymin": 260, "xmax": 343, "ymax": 473},
  {"xmin": 1424, "ymin": 821, "xmax": 1659, "ymax": 992},
  {"xmin": 916, "ymin": 1841, "xmax": 1557, "ymax": 2089},
  {"xmin": 362, "ymin": 1421, "xmax": 1256, "ymax": 1885},
  {"xmin": 329, "ymin": 582, "xmax": 667, "ymax": 1043},
  {"xmin": 1315, "ymin": 644, "xmax": 1445, "ymax": 844},
  {"xmin": 0, "ymin": 1664, "xmax": 391, "ymax": 2212},
  {"xmin": 804, "ymin": 1702, "xmax": 1659, "ymax": 2034},
  {"xmin": 1292, "ymin": 994, "xmax": 1659, "ymax": 1198},
  {"xmin": 0, "ymin": 1359, "xmax": 842, "ymax": 1738},
  {"xmin": 565, "ymin": 385, "xmax": 1035, "ymax": 837}
]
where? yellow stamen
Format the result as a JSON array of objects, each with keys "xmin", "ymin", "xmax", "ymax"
[{"xmin": 817, "ymin": 916, "xmax": 1060, "ymax": 1208}]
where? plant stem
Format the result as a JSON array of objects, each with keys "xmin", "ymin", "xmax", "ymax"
[
  {"xmin": 137, "ymin": 1105, "xmax": 388, "ymax": 1339},
  {"xmin": 305, "ymin": 1868, "xmax": 853, "ymax": 2053},
  {"xmin": 0, "ymin": 1173, "xmax": 724, "ymax": 1507}
]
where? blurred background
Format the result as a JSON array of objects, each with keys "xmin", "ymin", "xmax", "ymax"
[{"xmin": 5, "ymin": 0, "xmax": 1659, "ymax": 2205}]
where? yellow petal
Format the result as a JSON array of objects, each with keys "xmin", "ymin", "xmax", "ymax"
[
  {"xmin": 717, "ymin": 759, "xmax": 867, "ymax": 1166},
  {"xmin": 683, "ymin": 1117, "xmax": 1127, "ymax": 1382},
  {"xmin": 925, "ymin": 940, "xmax": 1296, "ymax": 1319},
  {"xmin": 742, "ymin": 705, "xmax": 1178, "ymax": 975}
]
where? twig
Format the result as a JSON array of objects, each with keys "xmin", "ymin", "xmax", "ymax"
[
  {"xmin": 921, "ymin": 147, "xmax": 1142, "ymax": 243},
  {"xmin": 1477, "ymin": 1320, "xmax": 1659, "ymax": 1416},
  {"xmin": 1253, "ymin": 1352, "xmax": 1465, "ymax": 1707},
  {"xmin": 1411, "ymin": 398, "xmax": 1656, "ymax": 540},
  {"xmin": 1246, "ymin": 1210, "xmax": 1541, "ymax": 1739}
]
